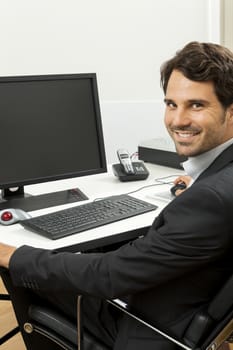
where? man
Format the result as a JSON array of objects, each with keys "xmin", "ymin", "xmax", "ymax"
[{"xmin": 1, "ymin": 41, "xmax": 233, "ymax": 350}]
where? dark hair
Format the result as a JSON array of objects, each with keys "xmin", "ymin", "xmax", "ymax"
[{"xmin": 160, "ymin": 41, "xmax": 233, "ymax": 108}]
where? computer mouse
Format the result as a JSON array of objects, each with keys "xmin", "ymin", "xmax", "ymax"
[
  {"xmin": 170, "ymin": 182, "xmax": 187, "ymax": 197},
  {"xmin": 0, "ymin": 208, "xmax": 31, "ymax": 225}
]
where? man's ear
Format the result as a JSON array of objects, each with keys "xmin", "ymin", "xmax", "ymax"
[{"xmin": 226, "ymin": 104, "xmax": 233, "ymax": 123}]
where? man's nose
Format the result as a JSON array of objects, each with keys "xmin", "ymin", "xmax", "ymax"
[{"xmin": 172, "ymin": 108, "xmax": 190, "ymax": 126}]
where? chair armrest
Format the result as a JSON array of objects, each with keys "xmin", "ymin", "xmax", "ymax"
[
  {"xmin": 28, "ymin": 304, "xmax": 78, "ymax": 347},
  {"xmin": 208, "ymin": 275, "xmax": 233, "ymax": 320},
  {"xmin": 107, "ymin": 299, "xmax": 192, "ymax": 350}
]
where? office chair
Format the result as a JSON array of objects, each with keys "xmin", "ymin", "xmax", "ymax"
[{"xmin": 1, "ymin": 266, "xmax": 233, "ymax": 350}]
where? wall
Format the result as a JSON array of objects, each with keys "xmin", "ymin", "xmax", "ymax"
[
  {"xmin": 221, "ymin": 0, "xmax": 233, "ymax": 51},
  {"xmin": 0, "ymin": 0, "xmax": 220, "ymax": 162}
]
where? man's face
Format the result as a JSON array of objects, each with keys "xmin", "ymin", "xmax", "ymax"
[{"xmin": 164, "ymin": 70, "xmax": 233, "ymax": 157}]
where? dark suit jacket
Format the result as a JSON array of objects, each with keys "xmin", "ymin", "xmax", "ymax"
[{"xmin": 9, "ymin": 144, "xmax": 233, "ymax": 350}]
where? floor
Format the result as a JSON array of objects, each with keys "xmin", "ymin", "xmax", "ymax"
[{"xmin": 0, "ymin": 277, "xmax": 26, "ymax": 350}]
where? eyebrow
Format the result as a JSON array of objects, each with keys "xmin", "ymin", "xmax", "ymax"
[
  {"xmin": 164, "ymin": 98, "xmax": 209, "ymax": 105},
  {"xmin": 164, "ymin": 98, "xmax": 173, "ymax": 103}
]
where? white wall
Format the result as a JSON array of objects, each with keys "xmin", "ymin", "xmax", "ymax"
[{"xmin": 0, "ymin": 0, "xmax": 221, "ymax": 162}]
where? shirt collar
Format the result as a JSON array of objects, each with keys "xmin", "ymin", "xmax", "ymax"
[{"xmin": 182, "ymin": 138, "xmax": 233, "ymax": 182}]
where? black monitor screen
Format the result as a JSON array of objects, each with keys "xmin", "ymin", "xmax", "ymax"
[{"xmin": 0, "ymin": 73, "xmax": 107, "ymax": 211}]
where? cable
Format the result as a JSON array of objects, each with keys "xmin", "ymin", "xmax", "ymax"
[
  {"xmin": 94, "ymin": 178, "xmax": 175, "ymax": 201},
  {"xmin": 154, "ymin": 174, "xmax": 184, "ymax": 185},
  {"xmin": 125, "ymin": 183, "xmax": 168, "ymax": 196},
  {"xmin": 94, "ymin": 174, "xmax": 183, "ymax": 201}
]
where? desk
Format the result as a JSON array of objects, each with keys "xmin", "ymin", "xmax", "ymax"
[{"xmin": 0, "ymin": 163, "xmax": 183, "ymax": 252}]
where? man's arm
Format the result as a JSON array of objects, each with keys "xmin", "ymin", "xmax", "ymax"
[
  {"xmin": 0, "ymin": 243, "xmax": 17, "ymax": 268},
  {"xmin": 0, "ymin": 178, "xmax": 231, "ymax": 299}
]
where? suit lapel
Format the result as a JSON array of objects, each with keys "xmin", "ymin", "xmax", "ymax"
[{"xmin": 196, "ymin": 143, "xmax": 233, "ymax": 182}]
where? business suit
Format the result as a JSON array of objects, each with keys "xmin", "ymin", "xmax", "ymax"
[{"xmin": 9, "ymin": 143, "xmax": 233, "ymax": 350}]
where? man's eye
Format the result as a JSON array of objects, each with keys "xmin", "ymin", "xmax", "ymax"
[
  {"xmin": 192, "ymin": 103, "xmax": 203, "ymax": 109},
  {"xmin": 166, "ymin": 102, "xmax": 176, "ymax": 108}
]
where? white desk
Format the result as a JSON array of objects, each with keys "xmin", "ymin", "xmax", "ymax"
[{"xmin": 0, "ymin": 163, "xmax": 184, "ymax": 252}]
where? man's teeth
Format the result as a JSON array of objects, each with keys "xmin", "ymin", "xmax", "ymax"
[{"xmin": 177, "ymin": 132, "xmax": 195, "ymax": 138}]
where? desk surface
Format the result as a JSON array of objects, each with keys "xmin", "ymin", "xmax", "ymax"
[{"xmin": 0, "ymin": 163, "xmax": 184, "ymax": 252}]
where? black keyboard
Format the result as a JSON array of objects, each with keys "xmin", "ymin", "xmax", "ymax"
[{"xmin": 20, "ymin": 194, "xmax": 157, "ymax": 240}]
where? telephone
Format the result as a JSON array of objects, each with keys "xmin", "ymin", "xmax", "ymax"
[
  {"xmin": 112, "ymin": 149, "xmax": 149, "ymax": 182},
  {"xmin": 117, "ymin": 149, "xmax": 135, "ymax": 175}
]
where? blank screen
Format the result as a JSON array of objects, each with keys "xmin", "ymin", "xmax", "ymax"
[{"xmin": 0, "ymin": 74, "xmax": 107, "ymax": 188}]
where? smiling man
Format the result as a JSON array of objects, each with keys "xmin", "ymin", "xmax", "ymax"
[
  {"xmin": 161, "ymin": 41, "xmax": 233, "ymax": 183},
  {"xmin": 1, "ymin": 42, "xmax": 233, "ymax": 350},
  {"xmin": 164, "ymin": 71, "xmax": 233, "ymax": 157}
]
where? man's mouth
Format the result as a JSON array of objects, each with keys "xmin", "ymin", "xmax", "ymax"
[
  {"xmin": 171, "ymin": 129, "xmax": 201, "ymax": 142},
  {"xmin": 175, "ymin": 131, "xmax": 199, "ymax": 137}
]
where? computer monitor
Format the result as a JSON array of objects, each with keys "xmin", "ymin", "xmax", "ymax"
[{"xmin": 0, "ymin": 73, "xmax": 107, "ymax": 211}]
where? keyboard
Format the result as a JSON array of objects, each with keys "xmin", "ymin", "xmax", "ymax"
[{"xmin": 20, "ymin": 194, "xmax": 157, "ymax": 240}]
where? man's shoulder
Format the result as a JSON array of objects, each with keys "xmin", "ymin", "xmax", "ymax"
[
  {"xmin": 189, "ymin": 163, "xmax": 233, "ymax": 205},
  {"xmin": 204, "ymin": 162, "xmax": 233, "ymax": 183}
]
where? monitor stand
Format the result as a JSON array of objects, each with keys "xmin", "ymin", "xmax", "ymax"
[{"xmin": 0, "ymin": 186, "xmax": 88, "ymax": 211}]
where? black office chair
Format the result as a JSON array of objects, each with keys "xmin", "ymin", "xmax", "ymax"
[{"xmin": 1, "ymin": 266, "xmax": 233, "ymax": 350}]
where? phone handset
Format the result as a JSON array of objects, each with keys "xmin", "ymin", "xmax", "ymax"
[{"xmin": 117, "ymin": 149, "xmax": 135, "ymax": 175}]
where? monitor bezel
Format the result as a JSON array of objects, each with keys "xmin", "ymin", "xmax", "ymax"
[{"xmin": 0, "ymin": 72, "xmax": 107, "ymax": 190}]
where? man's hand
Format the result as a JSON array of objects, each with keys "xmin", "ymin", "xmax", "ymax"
[
  {"xmin": 172, "ymin": 175, "xmax": 192, "ymax": 196},
  {"xmin": 0, "ymin": 243, "xmax": 17, "ymax": 269}
]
